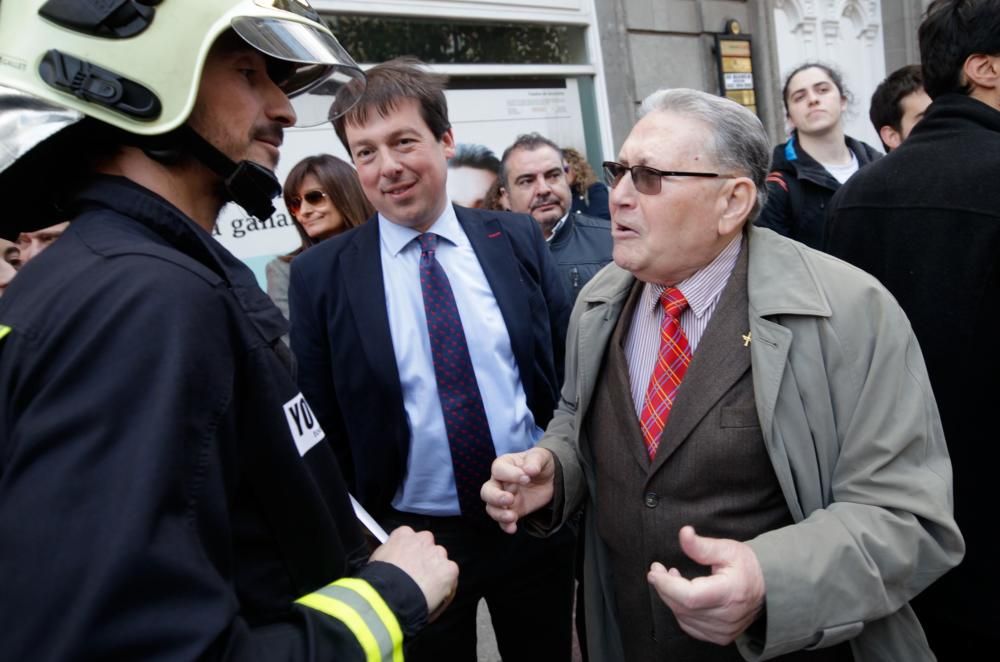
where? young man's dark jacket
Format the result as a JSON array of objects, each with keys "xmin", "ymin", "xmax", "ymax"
[
  {"xmin": 755, "ymin": 131, "xmax": 880, "ymax": 249},
  {"xmin": 0, "ymin": 176, "xmax": 425, "ymax": 661},
  {"xmin": 826, "ymin": 92, "xmax": 1000, "ymax": 653}
]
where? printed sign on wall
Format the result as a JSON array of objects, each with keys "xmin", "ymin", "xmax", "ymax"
[{"xmin": 714, "ymin": 20, "xmax": 758, "ymax": 116}]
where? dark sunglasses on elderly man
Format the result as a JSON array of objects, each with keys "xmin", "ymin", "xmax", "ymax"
[
  {"xmin": 602, "ymin": 161, "xmax": 730, "ymax": 196},
  {"xmin": 287, "ymin": 190, "xmax": 329, "ymax": 213}
]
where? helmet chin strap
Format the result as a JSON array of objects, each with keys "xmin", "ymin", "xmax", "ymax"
[{"xmin": 175, "ymin": 124, "xmax": 281, "ymax": 221}]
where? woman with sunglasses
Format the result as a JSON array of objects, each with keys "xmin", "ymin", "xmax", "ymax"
[
  {"xmin": 755, "ymin": 63, "xmax": 881, "ymax": 250},
  {"xmin": 266, "ymin": 154, "xmax": 374, "ymax": 326}
]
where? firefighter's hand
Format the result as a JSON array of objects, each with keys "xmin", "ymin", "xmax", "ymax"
[{"xmin": 371, "ymin": 526, "xmax": 459, "ymax": 621}]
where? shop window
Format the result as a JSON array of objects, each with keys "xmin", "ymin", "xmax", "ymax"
[{"xmin": 324, "ymin": 15, "xmax": 586, "ymax": 65}]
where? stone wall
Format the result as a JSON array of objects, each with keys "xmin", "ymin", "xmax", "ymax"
[{"xmin": 594, "ymin": 1, "xmax": 779, "ymax": 147}]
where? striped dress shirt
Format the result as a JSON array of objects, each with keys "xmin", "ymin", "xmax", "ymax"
[{"xmin": 624, "ymin": 235, "xmax": 743, "ymax": 417}]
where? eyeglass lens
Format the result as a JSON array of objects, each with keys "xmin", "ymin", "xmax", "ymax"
[
  {"xmin": 603, "ymin": 162, "xmax": 625, "ymax": 188},
  {"xmin": 603, "ymin": 162, "xmax": 662, "ymax": 195},
  {"xmin": 289, "ymin": 190, "xmax": 327, "ymax": 211}
]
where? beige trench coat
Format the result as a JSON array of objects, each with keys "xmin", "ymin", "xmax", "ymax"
[{"xmin": 536, "ymin": 226, "xmax": 964, "ymax": 661}]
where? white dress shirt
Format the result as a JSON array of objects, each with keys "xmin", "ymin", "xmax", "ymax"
[{"xmin": 378, "ymin": 202, "xmax": 542, "ymax": 515}]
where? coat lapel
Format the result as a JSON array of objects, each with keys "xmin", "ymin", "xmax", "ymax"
[
  {"xmin": 340, "ymin": 218, "xmax": 404, "ymax": 401},
  {"xmin": 649, "ymin": 240, "xmax": 752, "ymax": 474},
  {"xmin": 608, "ymin": 280, "xmax": 660, "ymax": 472},
  {"xmin": 456, "ymin": 207, "xmax": 534, "ymax": 396},
  {"xmin": 576, "ymin": 267, "xmax": 635, "ymax": 426}
]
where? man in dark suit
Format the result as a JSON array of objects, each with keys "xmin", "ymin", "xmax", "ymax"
[
  {"xmin": 482, "ymin": 88, "xmax": 962, "ymax": 662},
  {"xmin": 827, "ymin": 1, "xmax": 1000, "ymax": 655},
  {"xmin": 289, "ymin": 58, "xmax": 574, "ymax": 661}
]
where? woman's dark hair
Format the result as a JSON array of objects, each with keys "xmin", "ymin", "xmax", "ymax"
[
  {"xmin": 280, "ymin": 154, "xmax": 374, "ymax": 261},
  {"xmin": 781, "ymin": 62, "xmax": 852, "ymax": 112}
]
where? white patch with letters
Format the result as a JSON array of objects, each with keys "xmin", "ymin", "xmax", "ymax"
[{"xmin": 284, "ymin": 393, "xmax": 326, "ymax": 456}]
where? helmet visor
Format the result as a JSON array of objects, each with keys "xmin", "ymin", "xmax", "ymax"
[
  {"xmin": 0, "ymin": 85, "xmax": 82, "ymax": 177},
  {"xmin": 232, "ymin": 16, "xmax": 366, "ymax": 127}
]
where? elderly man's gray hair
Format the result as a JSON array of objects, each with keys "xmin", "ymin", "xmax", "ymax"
[{"xmin": 639, "ymin": 88, "xmax": 771, "ymax": 219}]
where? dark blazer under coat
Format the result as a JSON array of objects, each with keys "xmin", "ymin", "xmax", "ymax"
[{"xmin": 288, "ymin": 205, "xmax": 571, "ymax": 516}]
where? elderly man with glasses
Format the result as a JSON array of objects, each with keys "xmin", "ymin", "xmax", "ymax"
[{"xmin": 481, "ymin": 88, "xmax": 963, "ymax": 662}]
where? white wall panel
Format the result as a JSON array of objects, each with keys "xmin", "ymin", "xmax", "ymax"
[{"xmin": 772, "ymin": 0, "xmax": 886, "ymax": 150}]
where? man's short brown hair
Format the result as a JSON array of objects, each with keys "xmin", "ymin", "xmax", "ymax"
[{"xmin": 331, "ymin": 57, "xmax": 451, "ymax": 152}]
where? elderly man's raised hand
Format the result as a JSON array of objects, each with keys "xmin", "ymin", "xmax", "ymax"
[
  {"xmin": 480, "ymin": 447, "xmax": 556, "ymax": 534},
  {"xmin": 647, "ymin": 526, "xmax": 765, "ymax": 645}
]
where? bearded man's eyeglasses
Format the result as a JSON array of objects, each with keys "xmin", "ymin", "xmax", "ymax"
[{"xmin": 602, "ymin": 161, "xmax": 730, "ymax": 195}]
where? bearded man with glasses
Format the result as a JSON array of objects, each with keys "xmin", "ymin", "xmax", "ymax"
[{"xmin": 481, "ymin": 88, "xmax": 962, "ymax": 662}]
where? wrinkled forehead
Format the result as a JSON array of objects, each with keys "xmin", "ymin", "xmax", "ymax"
[
  {"xmin": 620, "ymin": 111, "xmax": 714, "ymax": 168},
  {"xmin": 508, "ymin": 144, "xmax": 564, "ymax": 173}
]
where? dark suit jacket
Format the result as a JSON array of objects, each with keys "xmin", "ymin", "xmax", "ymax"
[{"xmin": 288, "ymin": 205, "xmax": 571, "ymax": 515}]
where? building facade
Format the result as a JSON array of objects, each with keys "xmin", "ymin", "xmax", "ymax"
[
  {"xmin": 303, "ymin": 0, "xmax": 929, "ymax": 170},
  {"xmin": 597, "ymin": 0, "xmax": 929, "ymax": 154},
  {"xmin": 221, "ymin": 0, "xmax": 931, "ymax": 284}
]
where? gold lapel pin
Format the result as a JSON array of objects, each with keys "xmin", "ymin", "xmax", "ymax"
[{"xmin": 742, "ymin": 331, "xmax": 752, "ymax": 347}]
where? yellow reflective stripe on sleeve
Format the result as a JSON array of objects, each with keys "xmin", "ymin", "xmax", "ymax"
[
  {"xmin": 296, "ymin": 592, "xmax": 384, "ymax": 662},
  {"xmin": 334, "ymin": 578, "xmax": 404, "ymax": 662},
  {"xmin": 0, "ymin": 325, "xmax": 11, "ymax": 341}
]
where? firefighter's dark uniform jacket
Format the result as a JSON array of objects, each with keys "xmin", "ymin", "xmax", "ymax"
[
  {"xmin": 755, "ymin": 131, "xmax": 881, "ymax": 250},
  {"xmin": 0, "ymin": 176, "xmax": 425, "ymax": 661}
]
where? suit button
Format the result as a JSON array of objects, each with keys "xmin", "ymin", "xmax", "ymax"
[{"xmin": 644, "ymin": 492, "xmax": 659, "ymax": 508}]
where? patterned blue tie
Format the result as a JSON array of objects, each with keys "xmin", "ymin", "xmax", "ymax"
[{"xmin": 417, "ymin": 233, "xmax": 496, "ymax": 518}]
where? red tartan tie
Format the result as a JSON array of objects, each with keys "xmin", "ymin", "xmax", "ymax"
[{"xmin": 639, "ymin": 287, "xmax": 692, "ymax": 460}]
